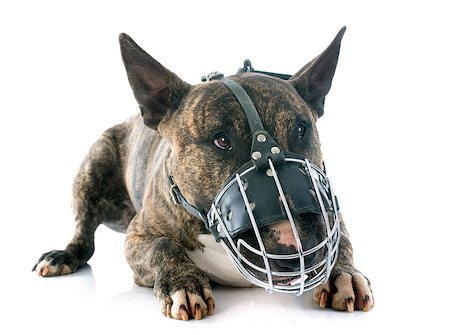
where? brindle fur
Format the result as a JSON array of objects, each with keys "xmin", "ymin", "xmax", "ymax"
[{"xmin": 33, "ymin": 28, "xmax": 373, "ymax": 318}]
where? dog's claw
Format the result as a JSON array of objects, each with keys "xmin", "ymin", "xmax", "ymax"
[
  {"xmin": 362, "ymin": 295, "xmax": 373, "ymax": 312},
  {"xmin": 41, "ymin": 266, "xmax": 49, "ymax": 277},
  {"xmin": 206, "ymin": 297, "xmax": 215, "ymax": 315},
  {"xmin": 166, "ymin": 304, "xmax": 172, "ymax": 318},
  {"xmin": 179, "ymin": 305, "xmax": 189, "ymax": 321},
  {"xmin": 319, "ymin": 290, "xmax": 328, "ymax": 308},
  {"xmin": 345, "ymin": 298, "xmax": 354, "ymax": 312},
  {"xmin": 194, "ymin": 303, "xmax": 202, "ymax": 320}
]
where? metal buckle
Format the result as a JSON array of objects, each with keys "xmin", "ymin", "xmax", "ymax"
[
  {"xmin": 168, "ymin": 176, "xmax": 181, "ymax": 205},
  {"xmin": 238, "ymin": 59, "xmax": 254, "ymax": 73},
  {"xmin": 169, "ymin": 185, "xmax": 181, "ymax": 205}
]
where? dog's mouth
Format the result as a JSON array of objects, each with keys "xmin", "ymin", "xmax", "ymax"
[
  {"xmin": 241, "ymin": 250, "xmax": 324, "ymax": 286},
  {"xmin": 272, "ymin": 275, "xmax": 307, "ymax": 286},
  {"xmin": 235, "ymin": 252, "xmax": 331, "ymax": 292}
]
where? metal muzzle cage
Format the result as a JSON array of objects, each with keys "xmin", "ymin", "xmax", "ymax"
[{"xmin": 207, "ymin": 155, "xmax": 340, "ymax": 295}]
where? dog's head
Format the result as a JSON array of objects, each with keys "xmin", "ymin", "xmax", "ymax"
[{"xmin": 120, "ymin": 28, "xmax": 344, "ymax": 292}]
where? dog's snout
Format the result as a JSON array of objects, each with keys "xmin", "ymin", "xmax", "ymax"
[
  {"xmin": 270, "ymin": 216, "xmax": 325, "ymax": 268},
  {"xmin": 272, "ymin": 220, "xmax": 299, "ymax": 249}
]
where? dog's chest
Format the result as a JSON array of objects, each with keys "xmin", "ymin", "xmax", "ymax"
[{"xmin": 186, "ymin": 234, "xmax": 254, "ymax": 287}]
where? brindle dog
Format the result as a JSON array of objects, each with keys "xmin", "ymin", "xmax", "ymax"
[{"xmin": 33, "ymin": 27, "xmax": 374, "ymax": 320}]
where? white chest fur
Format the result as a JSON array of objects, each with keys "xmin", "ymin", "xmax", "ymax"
[{"xmin": 186, "ymin": 234, "xmax": 254, "ymax": 287}]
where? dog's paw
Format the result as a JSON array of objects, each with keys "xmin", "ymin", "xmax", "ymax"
[
  {"xmin": 32, "ymin": 250, "xmax": 78, "ymax": 277},
  {"xmin": 313, "ymin": 271, "xmax": 374, "ymax": 312},
  {"xmin": 160, "ymin": 287, "xmax": 215, "ymax": 321},
  {"xmin": 154, "ymin": 269, "xmax": 215, "ymax": 321}
]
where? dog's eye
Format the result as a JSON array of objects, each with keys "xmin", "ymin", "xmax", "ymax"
[
  {"xmin": 297, "ymin": 123, "xmax": 306, "ymax": 141},
  {"xmin": 214, "ymin": 135, "xmax": 233, "ymax": 151}
]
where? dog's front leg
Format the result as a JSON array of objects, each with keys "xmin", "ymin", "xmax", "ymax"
[
  {"xmin": 125, "ymin": 213, "xmax": 215, "ymax": 321},
  {"xmin": 313, "ymin": 213, "xmax": 374, "ymax": 312}
]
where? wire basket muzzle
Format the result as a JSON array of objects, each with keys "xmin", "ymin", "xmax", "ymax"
[{"xmin": 207, "ymin": 153, "xmax": 340, "ymax": 295}]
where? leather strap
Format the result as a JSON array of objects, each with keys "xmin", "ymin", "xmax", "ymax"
[
  {"xmin": 168, "ymin": 175, "xmax": 207, "ymax": 223},
  {"xmin": 220, "ymin": 78, "xmax": 264, "ymax": 134},
  {"xmin": 219, "ymin": 78, "xmax": 286, "ymax": 170}
]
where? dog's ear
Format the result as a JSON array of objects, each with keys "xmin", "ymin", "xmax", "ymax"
[
  {"xmin": 289, "ymin": 27, "xmax": 346, "ymax": 118},
  {"xmin": 119, "ymin": 33, "xmax": 191, "ymax": 129}
]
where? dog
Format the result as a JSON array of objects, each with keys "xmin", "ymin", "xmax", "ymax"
[{"xmin": 33, "ymin": 27, "xmax": 374, "ymax": 320}]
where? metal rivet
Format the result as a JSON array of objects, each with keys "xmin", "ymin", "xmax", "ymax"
[
  {"xmin": 217, "ymin": 224, "xmax": 222, "ymax": 232},
  {"xmin": 252, "ymin": 151, "xmax": 262, "ymax": 160},
  {"xmin": 266, "ymin": 169, "xmax": 273, "ymax": 177},
  {"xmin": 256, "ymin": 133, "xmax": 267, "ymax": 143},
  {"xmin": 271, "ymin": 146, "xmax": 280, "ymax": 154},
  {"xmin": 249, "ymin": 202, "xmax": 256, "ymax": 210}
]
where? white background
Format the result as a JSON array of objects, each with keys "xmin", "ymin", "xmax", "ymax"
[{"xmin": 1, "ymin": 0, "xmax": 449, "ymax": 333}]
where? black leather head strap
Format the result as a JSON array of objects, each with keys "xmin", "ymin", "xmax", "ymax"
[{"xmin": 219, "ymin": 78, "xmax": 286, "ymax": 170}]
